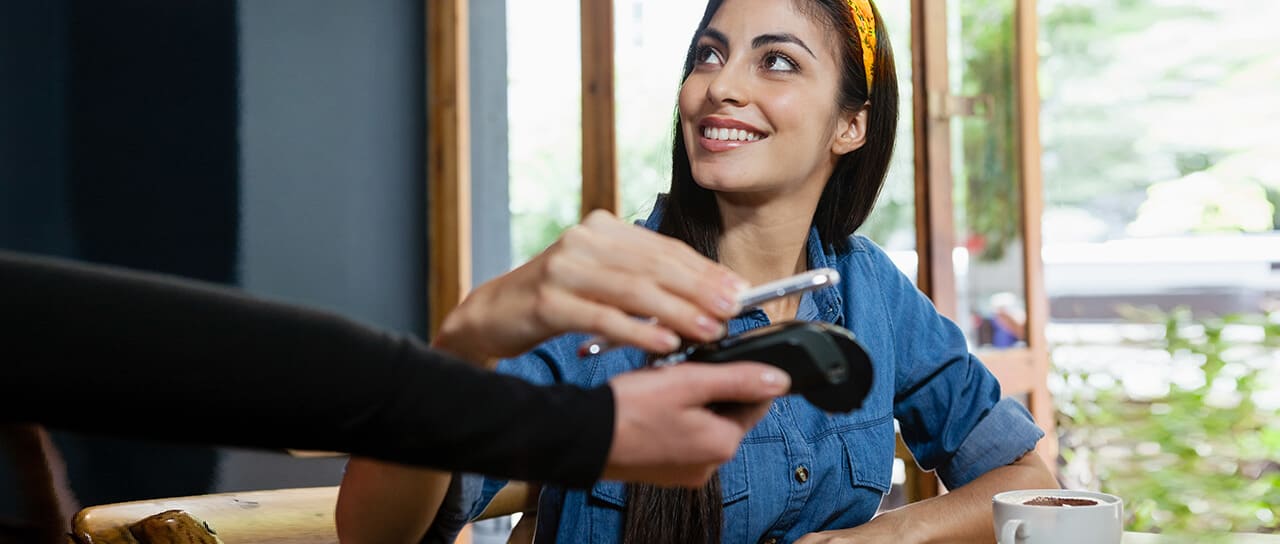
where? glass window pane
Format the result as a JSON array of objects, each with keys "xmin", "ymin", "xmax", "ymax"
[
  {"xmin": 949, "ymin": 0, "xmax": 1028, "ymax": 349},
  {"xmin": 507, "ymin": 0, "xmax": 582, "ymax": 265},
  {"xmin": 860, "ymin": 0, "xmax": 917, "ymax": 280},
  {"xmin": 614, "ymin": 1, "xmax": 706, "ymax": 223}
]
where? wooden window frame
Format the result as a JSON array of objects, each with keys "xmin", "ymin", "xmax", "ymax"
[
  {"xmin": 580, "ymin": 0, "xmax": 620, "ymax": 216},
  {"xmin": 427, "ymin": 0, "xmax": 472, "ymax": 335}
]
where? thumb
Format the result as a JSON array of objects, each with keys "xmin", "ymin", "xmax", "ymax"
[{"xmin": 670, "ymin": 362, "xmax": 790, "ymax": 404}]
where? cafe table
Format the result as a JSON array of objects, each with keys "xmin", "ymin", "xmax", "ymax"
[{"xmin": 1124, "ymin": 532, "xmax": 1280, "ymax": 543}]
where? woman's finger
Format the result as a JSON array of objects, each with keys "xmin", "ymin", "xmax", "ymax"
[
  {"xmin": 532, "ymin": 286, "xmax": 683, "ymax": 353},
  {"xmin": 572, "ymin": 212, "xmax": 746, "ymax": 320},
  {"xmin": 541, "ymin": 251, "xmax": 727, "ymax": 343}
]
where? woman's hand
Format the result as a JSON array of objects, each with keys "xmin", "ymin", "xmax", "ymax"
[
  {"xmin": 794, "ymin": 513, "xmax": 916, "ymax": 544},
  {"xmin": 434, "ymin": 210, "xmax": 747, "ymax": 366}
]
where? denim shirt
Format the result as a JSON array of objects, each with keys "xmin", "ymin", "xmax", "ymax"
[{"xmin": 441, "ymin": 208, "xmax": 1044, "ymax": 544}]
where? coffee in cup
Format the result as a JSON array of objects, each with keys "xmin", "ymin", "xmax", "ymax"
[
  {"xmin": 1021, "ymin": 496, "xmax": 1098, "ymax": 507},
  {"xmin": 993, "ymin": 489, "xmax": 1122, "ymax": 544}
]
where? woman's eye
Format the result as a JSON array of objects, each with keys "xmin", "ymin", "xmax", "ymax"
[
  {"xmin": 764, "ymin": 53, "xmax": 796, "ymax": 72},
  {"xmin": 696, "ymin": 46, "xmax": 722, "ymax": 66}
]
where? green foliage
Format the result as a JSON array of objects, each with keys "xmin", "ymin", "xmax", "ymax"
[
  {"xmin": 1039, "ymin": 0, "xmax": 1280, "ymax": 239},
  {"xmin": 1055, "ymin": 309, "xmax": 1280, "ymax": 535},
  {"xmin": 956, "ymin": 0, "xmax": 1021, "ymax": 261}
]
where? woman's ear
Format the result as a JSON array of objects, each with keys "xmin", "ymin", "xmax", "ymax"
[{"xmin": 832, "ymin": 102, "xmax": 870, "ymax": 155}]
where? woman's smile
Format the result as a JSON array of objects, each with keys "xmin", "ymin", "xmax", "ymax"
[{"xmin": 698, "ymin": 116, "xmax": 769, "ymax": 152}]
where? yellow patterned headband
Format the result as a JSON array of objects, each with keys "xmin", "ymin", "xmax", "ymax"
[{"xmin": 848, "ymin": 0, "xmax": 877, "ymax": 90}]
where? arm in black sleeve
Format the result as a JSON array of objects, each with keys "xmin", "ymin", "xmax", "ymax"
[{"xmin": 0, "ymin": 250, "xmax": 612, "ymax": 488}]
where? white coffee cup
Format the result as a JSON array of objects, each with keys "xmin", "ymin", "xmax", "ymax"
[{"xmin": 992, "ymin": 489, "xmax": 1123, "ymax": 544}]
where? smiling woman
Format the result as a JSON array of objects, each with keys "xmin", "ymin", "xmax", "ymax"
[{"xmin": 450, "ymin": 1, "xmax": 1054, "ymax": 543}]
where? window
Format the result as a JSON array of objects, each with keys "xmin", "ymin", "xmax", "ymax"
[{"xmin": 507, "ymin": 0, "xmax": 582, "ymax": 265}]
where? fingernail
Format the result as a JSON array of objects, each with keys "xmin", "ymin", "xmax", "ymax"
[
  {"xmin": 761, "ymin": 370, "xmax": 789, "ymax": 389},
  {"xmin": 695, "ymin": 315, "xmax": 726, "ymax": 337},
  {"xmin": 663, "ymin": 333, "xmax": 682, "ymax": 351},
  {"xmin": 724, "ymin": 273, "xmax": 750, "ymax": 292},
  {"xmin": 716, "ymin": 295, "xmax": 742, "ymax": 315}
]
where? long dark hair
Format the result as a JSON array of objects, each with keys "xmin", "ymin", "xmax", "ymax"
[{"xmin": 623, "ymin": 1, "xmax": 899, "ymax": 542}]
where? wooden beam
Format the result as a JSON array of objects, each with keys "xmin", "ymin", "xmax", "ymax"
[
  {"xmin": 912, "ymin": 0, "xmax": 958, "ymax": 321},
  {"xmin": 427, "ymin": 0, "xmax": 472, "ymax": 336},
  {"xmin": 580, "ymin": 0, "xmax": 619, "ymax": 216},
  {"xmin": 904, "ymin": 0, "xmax": 949, "ymax": 501},
  {"xmin": 1015, "ymin": 0, "xmax": 1058, "ymax": 466}
]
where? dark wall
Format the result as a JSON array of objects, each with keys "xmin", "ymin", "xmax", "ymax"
[
  {"xmin": 67, "ymin": 0, "xmax": 240, "ymax": 283},
  {"xmin": 0, "ymin": 1, "xmax": 73, "ymax": 257}
]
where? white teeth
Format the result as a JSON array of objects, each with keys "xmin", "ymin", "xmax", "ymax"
[{"xmin": 702, "ymin": 126, "xmax": 763, "ymax": 142}]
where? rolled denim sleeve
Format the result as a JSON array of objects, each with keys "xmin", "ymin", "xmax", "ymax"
[
  {"xmin": 863, "ymin": 243, "xmax": 1043, "ymax": 490},
  {"xmin": 938, "ymin": 396, "xmax": 1043, "ymax": 488}
]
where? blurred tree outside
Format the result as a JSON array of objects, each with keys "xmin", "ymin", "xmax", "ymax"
[
  {"xmin": 1039, "ymin": 0, "xmax": 1280, "ymax": 243},
  {"xmin": 1053, "ymin": 308, "xmax": 1280, "ymax": 535},
  {"xmin": 954, "ymin": 0, "xmax": 1022, "ymax": 263}
]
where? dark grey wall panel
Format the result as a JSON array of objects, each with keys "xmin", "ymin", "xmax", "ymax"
[
  {"xmin": 224, "ymin": 0, "xmax": 426, "ymax": 492},
  {"xmin": 238, "ymin": 0, "xmax": 426, "ymax": 335},
  {"xmin": 470, "ymin": 0, "xmax": 512, "ymax": 284}
]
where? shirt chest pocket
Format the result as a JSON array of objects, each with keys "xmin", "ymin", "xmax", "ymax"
[
  {"xmin": 839, "ymin": 415, "xmax": 895, "ymax": 495},
  {"xmin": 586, "ymin": 446, "xmax": 750, "ymax": 541}
]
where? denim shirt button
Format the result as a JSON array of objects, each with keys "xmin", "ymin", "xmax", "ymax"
[
  {"xmin": 761, "ymin": 538, "xmax": 778, "ymax": 544},
  {"xmin": 794, "ymin": 465, "xmax": 810, "ymax": 484}
]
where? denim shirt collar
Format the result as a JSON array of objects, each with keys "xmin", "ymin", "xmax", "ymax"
[
  {"xmin": 802, "ymin": 227, "xmax": 845, "ymax": 326},
  {"xmin": 640, "ymin": 198, "xmax": 844, "ymax": 327}
]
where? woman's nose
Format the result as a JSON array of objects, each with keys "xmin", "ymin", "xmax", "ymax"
[{"xmin": 706, "ymin": 62, "xmax": 749, "ymax": 107}]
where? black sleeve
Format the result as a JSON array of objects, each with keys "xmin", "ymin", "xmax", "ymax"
[{"xmin": 0, "ymin": 250, "xmax": 612, "ymax": 488}]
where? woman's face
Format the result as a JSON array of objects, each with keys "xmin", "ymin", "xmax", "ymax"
[{"xmin": 679, "ymin": 0, "xmax": 863, "ymax": 200}]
